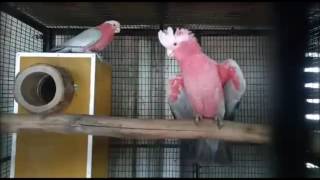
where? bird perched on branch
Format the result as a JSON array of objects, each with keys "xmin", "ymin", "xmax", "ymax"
[
  {"xmin": 50, "ymin": 20, "xmax": 120, "ymax": 57},
  {"xmin": 160, "ymin": 27, "xmax": 246, "ymax": 164}
]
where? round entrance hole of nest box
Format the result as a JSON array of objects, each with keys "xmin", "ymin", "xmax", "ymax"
[
  {"xmin": 37, "ymin": 75, "xmax": 56, "ymax": 103},
  {"xmin": 14, "ymin": 64, "xmax": 74, "ymax": 114},
  {"xmin": 20, "ymin": 72, "xmax": 57, "ymax": 106}
]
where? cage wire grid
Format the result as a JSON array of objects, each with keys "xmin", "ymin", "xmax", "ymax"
[
  {"xmin": 52, "ymin": 27, "xmax": 274, "ymax": 178},
  {"xmin": 304, "ymin": 8, "xmax": 320, "ymax": 177},
  {"xmin": 0, "ymin": 11, "xmax": 43, "ymax": 177},
  {"xmin": 0, "ymin": 5, "xmax": 319, "ymax": 178}
]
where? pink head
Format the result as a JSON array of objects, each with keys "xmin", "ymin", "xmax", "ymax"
[
  {"xmin": 158, "ymin": 27, "xmax": 201, "ymax": 59},
  {"xmin": 100, "ymin": 20, "xmax": 121, "ymax": 33}
]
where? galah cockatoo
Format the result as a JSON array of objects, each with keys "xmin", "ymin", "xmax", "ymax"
[
  {"xmin": 159, "ymin": 27, "xmax": 242, "ymax": 127},
  {"xmin": 161, "ymin": 27, "xmax": 246, "ymax": 163},
  {"xmin": 50, "ymin": 20, "xmax": 120, "ymax": 53}
]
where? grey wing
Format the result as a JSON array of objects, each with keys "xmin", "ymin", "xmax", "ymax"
[
  {"xmin": 223, "ymin": 59, "xmax": 246, "ymax": 120},
  {"xmin": 194, "ymin": 139, "xmax": 232, "ymax": 164},
  {"xmin": 50, "ymin": 27, "xmax": 101, "ymax": 52},
  {"xmin": 168, "ymin": 89, "xmax": 194, "ymax": 120}
]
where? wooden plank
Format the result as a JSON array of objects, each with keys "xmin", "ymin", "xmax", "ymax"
[
  {"xmin": 18, "ymin": 56, "xmax": 92, "ymax": 114},
  {"xmin": 14, "ymin": 130, "xmax": 88, "ymax": 178},
  {"xmin": 92, "ymin": 136, "xmax": 109, "ymax": 178},
  {"xmin": 14, "ymin": 55, "xmax": 93, "ymax": 178},
  {"xmin": 92, "ymin": 60, "xmax": 112, "ymax": 178},
  {"xmin": 1, "ymin": 113, "xmax": 270, "ymax": 144}
]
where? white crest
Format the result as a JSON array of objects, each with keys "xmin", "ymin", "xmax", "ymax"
[
  {"xmin": 158, "ymin": 27, "xmax": 195, "ymax": 58},
  {"xmin": 158, "ymin": 27, "xmax": 176, "ymax": 48}
]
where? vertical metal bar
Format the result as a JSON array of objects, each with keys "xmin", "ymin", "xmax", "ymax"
[
  {"xmin": 49, "ymin": 29, "xmax": 56, "ymax": 51},
  {"xmin": 193, "ymin": 163, "xmax": 200, "ymax": 178},
  {"xmin": 42, "ymin": 29, "xmax": 49, "ymax": 52},
  {"xmin": 42, "ymin": 28, "xmax": 57, "ymax": 52},
  {"xmin": 272, "ymin": 2, "xmax": 310, "ymax": 178},
  {"xmin": 132, "ymin": 140, "xmax": 137, "ymax": 178}
]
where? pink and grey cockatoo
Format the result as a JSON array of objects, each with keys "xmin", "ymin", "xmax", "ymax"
[
  {"xmin": 159, "ymin": 27, "xmax": 243, "ymax": 127},
  {"xmin": 50, "ymin": 20, "xmax": 120, "ymax": 53},
  {"xmin": 161, "ymin": 27, "xmax": 246, "ymax": 164}
]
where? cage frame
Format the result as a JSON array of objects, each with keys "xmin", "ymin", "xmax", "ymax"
[{"xmin": 0, "ymin": 2, "xmax": 314, "ymax": 178}]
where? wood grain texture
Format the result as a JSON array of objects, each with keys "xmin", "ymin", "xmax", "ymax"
[{"xmin": 1, "ymin": 113, "xmax": 271, "ymax": 144}]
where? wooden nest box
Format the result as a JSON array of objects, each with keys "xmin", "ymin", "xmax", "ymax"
[{"xmin": 10, "ymin": 52, "xmax": 112, "ymax": 178}]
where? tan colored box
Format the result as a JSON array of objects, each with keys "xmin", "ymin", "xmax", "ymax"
[{"xmin": 10, "ymin": 53, "xmax": 112, "ymax": 178}]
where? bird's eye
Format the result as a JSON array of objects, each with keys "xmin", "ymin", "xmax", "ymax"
[{"xmin": 173, "ymin": 42, "xmax": 177, "ymax": 46}]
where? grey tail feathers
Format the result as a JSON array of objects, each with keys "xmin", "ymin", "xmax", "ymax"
[
  {"xmin": 191, "ymin": 101, "xmax": 241, "ymax": 165},
  {"xmin": 179, "ymin": 140, "xmax": 231, "ymax": 177},
  {"xmin": 49, "ymin": 46, "xmax": 71, "ymax": 53},
  {"xmin": 178, "ymin": 102, "xmax": 239, "ymax": 165},
  {"xmin": 180, "ymin": 139, "xmax": 232, "ymax": 164},
  {"xmin": 212, "ymin": 140, "xmax": 232, "ymax": 164},
  {"xmin": 194, "ymin": 139, "xmax": 232, "ymax": 164},
  {"xmin": 207, "ymin": 101, "xmax": 242, "ymax": 164}
]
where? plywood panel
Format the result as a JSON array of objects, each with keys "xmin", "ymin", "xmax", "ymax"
[
  {"xmin": 94, "ymin": 60, "xmax": 112, "ymax": 116},
  {"xmin": 15, "ymin": 56, "xmax": 93, "ymax": 177},
  {"xmin": 92, "ymin": 60, "xmax": 112, "ymax": 177},
  {"xmin": 15, "ymin": 130, "xmax": 88, "ymax": 178},
  {"xmin": 92, "ymin": 136, "xmax": 109, "ymax": 178},
  {"xmin": 18, "ymin": 57, "xmax": 92, "ymax": 114}
]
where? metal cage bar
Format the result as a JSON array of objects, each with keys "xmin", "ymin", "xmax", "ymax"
[{"xmin": 0, "ymin": 2, "xmax": 320, "ymax": 178}]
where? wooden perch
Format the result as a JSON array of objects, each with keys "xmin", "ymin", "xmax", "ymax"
[{"xmin": 0, "ymin": 113, "xmax": 271, "ymax": 144}]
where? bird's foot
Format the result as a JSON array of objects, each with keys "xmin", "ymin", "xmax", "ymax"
[
  {"xmin": 214, "ymin": 117, "xmax": 224, "ymax": 129},
  {"xmin": 194, "ymin": 115, "xmax": 202, "ymax": 125},
  {"xmin": 96, "ymin": 54, "xmax": 103, "ymax": 61}
]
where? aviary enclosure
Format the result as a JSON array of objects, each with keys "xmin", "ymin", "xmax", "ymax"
[{"xmin": 0, "ymin": 2, "xmax": 319, "ymax": 178}]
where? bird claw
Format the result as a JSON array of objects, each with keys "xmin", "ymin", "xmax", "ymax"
[
  {"xmin": 216, "ymin": 117, "xmax": 224, "ymax": 129},
  {"xmin": 194, "ymin": 115, "xmax": 202, "ymax": 125},
  {"xmin": 96, "ymin": 54, "xmax": 103, "ymax": 61}
]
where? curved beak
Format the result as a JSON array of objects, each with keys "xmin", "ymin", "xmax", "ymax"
[
  {"xmin": 167, "ymin": 49, "xmax": 174, "ymax": 58},
  {"xmin": 115, "ymin": 27, "xmax": 121, "ymax": 33}
]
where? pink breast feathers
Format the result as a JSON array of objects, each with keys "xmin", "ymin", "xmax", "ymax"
[{"xmin": 88, "ymin": 24, "xmax": 114, "ymax": 52}]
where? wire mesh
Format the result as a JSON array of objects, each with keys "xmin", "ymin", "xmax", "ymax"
[
  {"xmin": 103, "ymin": 34, "xmax": 179, "ymax": 178},
  {"xmin": 0, "ymin": 11, "xmax": 43, "ymax": 178},
  {"xmin": 52, "ymin": 27, "xmax": 274, "ymax": 178},
  {"xmin": 1, "ymin": 3, "xmax": 320, "ymax": 178},
  {"xmin": 305, "ymin": 7, "xmax": 320, "ymax": 177},
  {"xmin": 188, "ymin": 33, "xmax": 273, "ymax": 178},
  {"xmin": 306, "ymin": 9, "xmax": 320, "ymax": 124}
]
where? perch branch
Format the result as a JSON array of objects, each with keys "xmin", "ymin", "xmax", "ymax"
[{"xmin": 0, "ymin": 113, "xmax": 271, "ymax": 144}]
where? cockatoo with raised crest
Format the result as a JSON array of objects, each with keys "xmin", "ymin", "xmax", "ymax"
[
  {"xmin": 160, "ymin": 27, "xmax": 246, "ymax": 164},
  {"xmin": 159, "ymin": 27, "xmax": 243, "ymax": 127}
]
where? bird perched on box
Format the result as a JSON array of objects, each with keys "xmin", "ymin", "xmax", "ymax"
[
  {"xmin": 50, "ymin": 20, "xmax": 120, "ymax": 55},
  {"xmin": 160, "ymin": 27, "xmax": 246, "ymax": 164}
]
